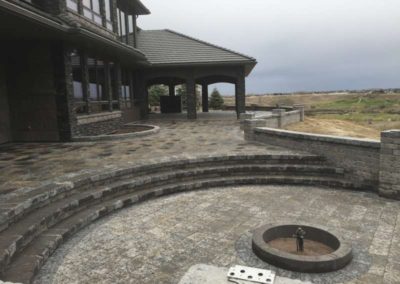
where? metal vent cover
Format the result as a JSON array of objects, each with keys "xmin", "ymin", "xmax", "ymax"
[{"xmin": 227, "ymin": 265, "xmax": 275, "ymax": 284}]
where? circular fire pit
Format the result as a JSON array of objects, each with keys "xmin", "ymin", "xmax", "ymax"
[{"xmin": 252, "ymin": 224, "xmax": 352, "ymax": 273}]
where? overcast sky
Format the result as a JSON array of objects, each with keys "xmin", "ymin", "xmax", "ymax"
[{"xmin": 138, "ymin": 0, "xmax": 400, "ymax": 94}]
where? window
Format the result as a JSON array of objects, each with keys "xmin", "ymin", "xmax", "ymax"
[
  {"xmin": 88, "ymin": 58, "xmax": 106, "ymax": 101},
  {"xmin": 117, "ymin": 8, "xmax": 134, "ymax": 45},
  {"xmin": 121, "ymin": 70, "xmax": 132, "ymax": 109},
  {"xmin": 71, "ymin": 50, "xmax": 86, "ymax": 113},
  {"xmin": 66, "ymin": 0, "xmax": 78, "ymax": 12},
  {"xmin": 104, "ymin": 0, "xmax": 113, "ymax": 31},
  {"xmin": 83, "ymin": 0, "xmax": 102, "ymax": 25}
]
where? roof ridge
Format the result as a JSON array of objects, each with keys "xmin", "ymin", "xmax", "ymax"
[{"xmin": 164, "ymin": 29, "xmax": 256, "ymax": 62}]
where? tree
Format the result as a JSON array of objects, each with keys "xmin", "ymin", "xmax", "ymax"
[
  {"xmin": 209, "ymin": 88, "xmax": 224, "ymax": 109},
  {"xmin": 176, "ymin": 84, "xmax": 202, "ymax": 110},
  {"xmin": 148, "ymin": 85, "xmax": 167, "ymax": 107},
  {"xmin": 176, "ymin": 85, "xmax": 187, "ymax": 110}
]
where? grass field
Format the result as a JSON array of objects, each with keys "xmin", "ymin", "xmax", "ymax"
[{"xmin": 225, "ymin": 92, "xmax": 400, "ymax": 139}]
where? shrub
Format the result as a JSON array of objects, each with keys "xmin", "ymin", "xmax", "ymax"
[{"xmin": 209, "ymin": 88, "xmax": 224, "ymax": 109}]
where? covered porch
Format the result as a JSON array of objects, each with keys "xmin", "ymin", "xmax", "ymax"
[{"xmin": 136, "ymin": 29, "xmax": 257, "ymax": 119}]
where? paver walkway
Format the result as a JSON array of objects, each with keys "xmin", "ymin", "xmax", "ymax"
[
  {"xmin": 34, "ymin": 185, "xmax": 400, "ymax": 284},
  {"xmin": 0, "ymin": 117, "xmax": 295, "ymax": 197}
]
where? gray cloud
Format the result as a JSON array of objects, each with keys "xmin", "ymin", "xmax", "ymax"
[{"xmin": 139, "ymin": 0, "xmax": 400, "ymax": 94}]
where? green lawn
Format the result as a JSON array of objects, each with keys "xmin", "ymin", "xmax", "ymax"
[{"xmin": 314, "ymin": 95, "xmax": 400, "ymax": 114}]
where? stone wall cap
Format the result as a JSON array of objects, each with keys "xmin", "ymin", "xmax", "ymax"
[
  {"xmin": 254, "ymin": 127, "xmax": 381, "ymax": 148},
  {"xmin": 381, "ymin": 129, "xmax": 400, "ymax": 138}
]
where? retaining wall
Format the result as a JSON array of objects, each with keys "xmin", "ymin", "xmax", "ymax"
[
  {"xmin": 240, "ymin": 107, "xmax": 304, "ymax": 131},
  {"xmin": 244, "ymin": 125, "xmax": 384, "ymax": 192}
]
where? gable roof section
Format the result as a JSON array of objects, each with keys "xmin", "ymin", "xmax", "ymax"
[{"xmin": 137, "ymin": 29, "xmax": 257, "ymax": 75}]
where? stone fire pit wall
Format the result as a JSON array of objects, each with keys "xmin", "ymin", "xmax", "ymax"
[{"xmin": 244, "ymin": 124, "xmax": 400, "ymax": 200}]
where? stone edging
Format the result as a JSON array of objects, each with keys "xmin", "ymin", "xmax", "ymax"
[
  {"xmin": 71, "ymin": 124, "xmax": 160, "ymax": 142},
  {"xmin": 254, "ymin": 127, "xmax": 380, "ymax": 148}
]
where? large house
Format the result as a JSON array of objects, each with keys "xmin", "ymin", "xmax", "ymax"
[{"xmin": 0, "ymin": 0, "xmax": 257, "ymax": 143}]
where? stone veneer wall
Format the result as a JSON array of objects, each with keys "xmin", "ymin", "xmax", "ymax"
[
  {"xmin": 73, "ymin": 112, "xmax": 123, "ymax": 136},
  {"xmin": 379, "ymin": 130, "xmax": 400, "ymax": 199},
  {"xmin": 0, "ymin": 63, "xmax": 10, "ymax": 144},
  {"xmin": 245, "ymin": 126, "xmax": 381, "ymax": 191},
  {"xmin": 6, "ymin": 42, "xmax": 60, "ymax": 142}
]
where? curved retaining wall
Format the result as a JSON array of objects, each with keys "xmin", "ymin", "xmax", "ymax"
[
  {"xmin": 245, "ymin": 126, "xmax": 381, "ymax": 191},
  {"xmin": 72, "ymin": 124, "xmax": 160, "ymax": 142}
]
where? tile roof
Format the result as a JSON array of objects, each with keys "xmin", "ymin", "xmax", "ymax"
[{"xmin": 137, "ymin": 29, "xmax": 257, "ymax": 68}]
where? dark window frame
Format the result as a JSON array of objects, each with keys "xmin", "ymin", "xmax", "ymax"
[
  {"xmin": 117, "ymin": 7, "xmax": 134, "ymax": 45},
  {"xmin": 71, "ymin": 50, "xmax": 124, "ymax": 114},
  {"xmin": 82, "ymin": 0, "xmax": 102, "ymax": 25}
]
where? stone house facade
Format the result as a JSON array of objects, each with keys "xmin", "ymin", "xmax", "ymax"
[{"xmin": 0, "ymin": 0, "xmax": 257, "ymax": 143}]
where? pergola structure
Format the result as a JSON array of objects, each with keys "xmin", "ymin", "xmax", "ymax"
[{"xmin": 136, "ymin": 29, "xmax": 257, "ymax": 119}]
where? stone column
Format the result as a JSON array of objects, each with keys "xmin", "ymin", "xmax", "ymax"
[
  {"xmin": 169, "ymin": 84, "xmax": 175, "ymax": 96},
  {"xmin": 134, "ymin": 73, "xmax": 148, "ymax": 119},
  {"xmin": 105, "ymin": 61, "xmax": 113, "ymax": 112},
  {"xmin": 186, "ymin": 77, "xmax": 197, "ymax": 119},
  {"xmin": 379, "ymin": 130, "xmax": 400, "ymax": 200},
  {"xmin": 80, "ymin": 52, "xmax": 91, "ymax": 114},
  {"xmin": 53, "ymin": 43, "xmax": 73, "ymax": 141},
  {"xmin": 272, "ymin": 109, "xmax": 286, "ymax": 128},
  {"xmin": 235, "ymin": 76, "xmax": 246, "ymax": 118},
  {"xmin": 202, "ymin": 84, "xmax": 209, "ymax": 113},
  {"xmin": 239, "ymin": 113, "xmax": 255, "ymax": 130},
  {"xmin": 113, "ymin": 62, "xmax": 122, "ymax": 110},
  {"xmin": 243, "ymin": 119, "xmax": 266, "ymax": 141},
  {"xmin": 294, "ymin": 104, "xmax": 305, "ymax": 122}
]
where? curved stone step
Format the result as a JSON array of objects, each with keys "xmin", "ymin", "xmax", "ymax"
[
  {"xmin": 1, "ymin": 174, "xmax": 358, "ymax": 283},
  {"xmin": 0, "ymin": 154, "xmax": 327, "ymax": 232},
  {"xmin": 0, "ymin": 163, "xmax": 345, "ymax": 274}
]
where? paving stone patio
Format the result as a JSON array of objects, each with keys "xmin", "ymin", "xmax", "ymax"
[
  {"xmin": 34, "ymin": 185, "xmax": 400, "ymax": 284},
  {"xmin": 0, "ymin": 116, "xmax": 295, "ymax": 198},
  {"xmin": 1, "ymin": 115, "xmax": 400, "ymax": 284}
]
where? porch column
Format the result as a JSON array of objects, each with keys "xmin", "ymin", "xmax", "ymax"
[
  {"xmin": 80, "ymin": 52, "xmax": 91, "ymax": 114},
  {"xmin": 235, "ymin": 75, "xmax": 246, "ymax": 118},
  {"xmin": 169, "ymin": 84, "xmax": 175, "ymax": 96},
  {"xmin": 186, "ymin": 77, "xmax": 197, "ymax": 119},
  {"xmin": 134, "ymin": 73, "xmax": 148, "ymax": 119},
  {"xmin": 113, "ymin": 62, "xmax": 122, "ymax": 110},
  {"xmin": 202, "ymin": 84, "xmax": 209, "ymax": 113},
  {"xmin": 105, "ymin": 61, "xmax": 113, "ymax": 112}
]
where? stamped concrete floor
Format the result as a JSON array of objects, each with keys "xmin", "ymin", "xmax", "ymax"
[
  {"xmin": 34, "ymin": 185, "xmax": 400, "ymax": 284},
  {"xmin": 0, "ymin": 117, "xmax": 295, "ymax": 197}
]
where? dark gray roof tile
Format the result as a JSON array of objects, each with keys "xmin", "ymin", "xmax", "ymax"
[{"xmin": 137, "ymin": 29, "xmax": 257, "ymax": 68}]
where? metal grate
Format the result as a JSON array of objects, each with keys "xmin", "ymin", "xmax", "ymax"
[{"xmin": 227, "ymin": 265, "xmax": 275, "ymax": 284}]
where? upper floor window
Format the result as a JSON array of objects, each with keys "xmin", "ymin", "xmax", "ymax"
[
  {"xmin": 66, "ymin": 0, "xmax": 78, "ymax": 12},
  {"xmin": 104, "ymin": 0, "xmax": 113, "ymax": 31},
  {"xmin": 117, "ymin": 8, "xmax": 135, "ymax": 45},
  {"xmin": 83, "ymin": 0, "xmax": 102, "ymax": 25}
]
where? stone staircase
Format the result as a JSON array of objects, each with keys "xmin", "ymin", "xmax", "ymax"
[{"xmin": 0, "ymin": 154, "xmax": 358, "ymax": 283}]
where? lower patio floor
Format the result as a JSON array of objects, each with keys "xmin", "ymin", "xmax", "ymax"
[{"xmin": 34, "ymin": 185, "xmax": 400, "ymax": 284}]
